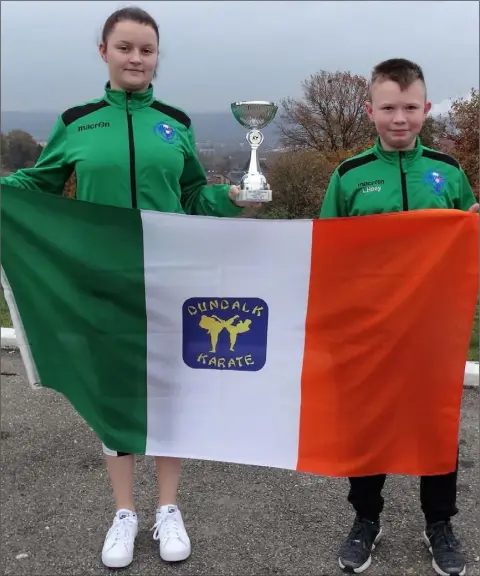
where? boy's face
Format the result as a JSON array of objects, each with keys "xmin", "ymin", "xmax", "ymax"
[{"xmin": 366, "ymin": 79, "xmax": 432, "ymax": 150}]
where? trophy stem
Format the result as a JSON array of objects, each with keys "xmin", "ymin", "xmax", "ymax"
[{"xmin": 248, "ymin": 147, "xmax": 260, "ymax": 175}]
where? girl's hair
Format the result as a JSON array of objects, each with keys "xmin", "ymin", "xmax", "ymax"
[{"xmin": 101, "ymin": 6, "xmax": 160, "ymax": 46}]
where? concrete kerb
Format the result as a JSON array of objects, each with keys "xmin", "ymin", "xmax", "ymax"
[
  {"xmin": 1, "ymin": 327, "xmax": 478, "ymax": 388},
  {"xmin": 1, "ymin": 328, "xmax": 17, "ymax": 349},
  {"xmin": 464, "ymin": 360, "xmax": 479, "ymax": 388}
]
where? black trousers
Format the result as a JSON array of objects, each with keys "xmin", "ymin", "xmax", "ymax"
[{"xmin": 348, "ymin": 452, "xmax": 459, "ymax": 524}]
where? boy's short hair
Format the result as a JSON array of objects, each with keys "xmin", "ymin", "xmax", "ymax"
[{"xmin": 369, "ymin": 58, "xmax": 426, "ymax": 96}]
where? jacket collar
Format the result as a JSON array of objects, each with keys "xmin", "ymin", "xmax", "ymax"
[
  {"xmin": 373, "ymin": 136, "xmax": 424, "ymax": 165},
  {"xmin": 103, "ymin": 82, "xmax": 155, "ymax": 110}
]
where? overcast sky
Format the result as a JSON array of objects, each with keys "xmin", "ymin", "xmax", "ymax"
[{"xmin": 1, "ymin": 0, "xmax": 478, "ymax": 114}]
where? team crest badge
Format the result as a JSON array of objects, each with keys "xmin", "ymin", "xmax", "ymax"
[
  {"xmin": 153, "ymin": 122, "xmax": 176, "ymax": 142},
  {"xmin": 423, "ymin": 169, "xmax": 446, "ymax": 196},
  {"xmin": 182, "ymin": 297, "xmax": 269, "ymax": 371}
]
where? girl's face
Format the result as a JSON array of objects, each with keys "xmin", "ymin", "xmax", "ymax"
[{"xmin": 99, "ymin": 20, "xmax": 158, "ymax": 92}]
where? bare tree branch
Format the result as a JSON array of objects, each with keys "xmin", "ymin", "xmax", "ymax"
[{"xmin": 277, "ymin": 70, "xmax": 376, "ymax": 153}]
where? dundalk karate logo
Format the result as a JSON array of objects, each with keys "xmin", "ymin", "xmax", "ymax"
[{"xmin": 182, "ymin": 297, "xmax": 269, "ymax": 371}]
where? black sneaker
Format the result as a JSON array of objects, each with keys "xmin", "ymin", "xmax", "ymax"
[
  {"xmin": 338, "ymin": 515, "xmax": 383, "ymax": 573},
  {"xmin": 424, "ymin": 521, "xmax": 466, "ymax": 576}
]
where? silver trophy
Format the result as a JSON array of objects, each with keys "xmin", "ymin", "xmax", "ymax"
[{"xmin": 231, "ymin": 100, "xmax": 278, "ymax": 202}]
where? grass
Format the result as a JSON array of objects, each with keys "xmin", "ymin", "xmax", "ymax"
[
  {"xmin": 0, "ymin": 291, "xmax": 478, "ymax": 361},
  {"xmin": 0, "ymin": 289, "xmax": 12, "ymax": 328}
]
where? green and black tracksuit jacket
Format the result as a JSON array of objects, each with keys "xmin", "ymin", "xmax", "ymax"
[
  {"xmin": 1, "ymin": 82, "xmax": 242, "ymax": 217},
  {"xmin": 320, "ymin": 137, "xmax": 476, "ymax": 218}
]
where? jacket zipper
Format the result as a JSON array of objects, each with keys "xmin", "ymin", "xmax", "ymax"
[
  {"xmin": 126, "ymin": 93, "xmax": 137, "ymax": 208},
  {"xmin": 399, "ymin": 151, "xmax": 408, "ymax": 210}
]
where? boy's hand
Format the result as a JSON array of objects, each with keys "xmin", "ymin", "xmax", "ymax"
[{"xmin": 468, "ymin": 203, "xmax": 479, "ymax": 213}]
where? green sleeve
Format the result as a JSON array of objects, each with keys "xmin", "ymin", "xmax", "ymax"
[
  {"xmin": 180, "ymin": 124, "xmax": 243, "ymax": 217},
  {"xmin": 455, "ymin": 167, "xmax": 477, "ymax": 211},
  {"xmin": 0, "ymin": 116, "xmax": 72, "ymax": 194},
  {"xmin": 319, "ymin": 168, "xmax": 346, "ymax": 218}
]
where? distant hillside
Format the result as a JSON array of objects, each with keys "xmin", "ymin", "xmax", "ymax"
[{"xmin": 1, "ymin": 110, "xmax": 282, "ymax": 149}]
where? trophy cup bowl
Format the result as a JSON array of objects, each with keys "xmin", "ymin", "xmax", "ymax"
[{"xmin": 230, "ymin": 101, "xmax": 278, "ymax": 202}]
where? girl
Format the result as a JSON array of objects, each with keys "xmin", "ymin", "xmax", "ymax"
[{"xmin": 1, "ymin": 6, "xmax": 255, "ymax": 569}]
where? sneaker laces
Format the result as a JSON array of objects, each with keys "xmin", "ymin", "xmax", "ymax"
[
  {"xmin": 428, "ymin": 521, "xmax": 461, "ymax": 552},
  {"xmin": 108, "ymin": 515, "xmax": 137, "ymax": 545},
  {"xmin": 152, "ymin": 512, "xmax": 180, "ymax": 541},
  {"xmin": 347, "ymin": 518, "xmax": 378, "ymax": 547}
]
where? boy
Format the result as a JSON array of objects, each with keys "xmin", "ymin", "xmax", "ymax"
[{"xmin": 320, "ymin": 58, "xmax": 478, "ymax": 576}]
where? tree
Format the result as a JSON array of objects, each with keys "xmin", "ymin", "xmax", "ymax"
[
  {"xmin": 4, "ymin": 130, "xmax": 42, "ymax": 170},
  {"xmin": 63, "ymin": 172, "xmax": 76, "ymax": 198},
  {"xmin": 277, "ymin": 70, "xmax": 377, "ymax": 154},
  {"xmin": 419, "ymin": 115, "xmax": 447, "ymax": 149},
  {"xmin": 250, "ymin": 149, "xmax": 335, "ymax": 220},
  {"xmin": 446, "ymin": 88, "xmax": 479, "ymax": 195},
  {"xmin": 1, "ymin": 133, "xmax": 10, "ymax": 172}
]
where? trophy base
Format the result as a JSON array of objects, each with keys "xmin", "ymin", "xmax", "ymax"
[{"xmin": 236, "ymin": 188, "xmax": 272, "ymax": 203}]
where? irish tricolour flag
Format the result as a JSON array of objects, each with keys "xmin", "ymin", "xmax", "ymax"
[{"xmin": 1, "ymin": 185, "xmax": 478, "ymax": 477}]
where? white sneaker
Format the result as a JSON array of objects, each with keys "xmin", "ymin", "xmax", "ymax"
[
  {"xmin": 101, "ymin": 509, "xmax": 138, "ymax": 568},
  {"xmin": 152, "ymin": 504, "xmax": 191, "ymax": 562}
]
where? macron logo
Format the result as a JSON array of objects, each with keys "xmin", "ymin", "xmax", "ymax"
[{"xmin": 78, "ymin": 121, "xmax": 110, "ymax": 132}]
